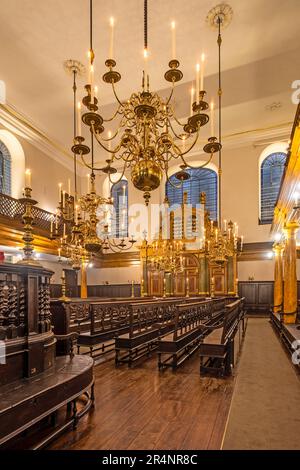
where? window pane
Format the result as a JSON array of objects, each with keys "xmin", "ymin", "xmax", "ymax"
[
  {"xmin": 166, "ymin": 168, "xmax": 218, "ymax": 221},
  {"xmin": 111, "ymin": 180, "xmax": 128, "ymax": 237},
  {"xmin": 260, "ymin": 152, "xmax": 286, "ymax": 224}
]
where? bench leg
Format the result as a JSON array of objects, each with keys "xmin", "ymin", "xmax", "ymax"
[{"xmin": 72, "ymin": 399, "xmax": 78, "ymax": 429}]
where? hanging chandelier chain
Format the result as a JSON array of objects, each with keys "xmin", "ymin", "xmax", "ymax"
[
  {"xmin": 217, "ymin": 15, "xmax": 222, "ymax": 227},
  {"xmin": 72, "ymin": 69, "xmax": 78, "ymax": 199},
  {"xmin": 144, "ymin": 0, "xmax": 148, "ymax": 51},
  {"xmin": 90, "ymin": 0, "xmax": 93, "ymax": 55}
]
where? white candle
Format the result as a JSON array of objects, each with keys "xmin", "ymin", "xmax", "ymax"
[
  {"xmin": 63, "ymin": 223, "xmax": 66, "ymax": 238},
  {"xmin": 200, "ymin": 53, "xmax": 205, "ymax": 91},
  {"xmin": 109, "ymin": 17, "xmax": 115, "ymax": 59},
  {"xmin": 77, "ymin": 102, "xmax": 82, "ymax": 136},
  {"xmin": 25, "ymin": 169, "xmax": 31, "ymax": 188},
  {"xmin": 143, "ymin": 48, "xmax": 148, "ymax": 78},
  {"xmin": 58, "ymin": 248, "xmax": 61, "ymax": 258},
  {"xmin": 224, "ymin": 219, "xmax": 227, "ymax": 232},
  {"xmin": 190, "ymin": 86, "xmax": 194, "ymax": 115},
  {"xmin": 210, "ymin": 101, "xmax": 214, "ymax": 137},
  {"xmin": 90, "ymin": 64, "xmax": 94, "ymax": 103},
  {"xmin": 94, "ymin": 85, "xmax": 98, "ymax": 99},
  {"xmin": 196, "ymin": 63, "xmax": 200, "ymax": 104},
  {"xmin": 75, "ymin": 205, "xmax": 79, "ymax": 225},
  {"xmin": 171, "ymin": 21, "xmax": 176, "ymax": 59},
  {"xmin": 50, "ymin": 219, "xmax": 53, "ymax": 234}
]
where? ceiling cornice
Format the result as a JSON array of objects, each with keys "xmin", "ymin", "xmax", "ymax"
[{"xmin": 0, "ymin": 103, "xmax": 87, "ymax": 176}]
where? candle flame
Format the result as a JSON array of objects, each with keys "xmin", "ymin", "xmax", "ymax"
[
  {"xmin": 201, "ymin": 52, "xmax": 205, "ymax": 62},
  {"xmin": 171, "ymin": 20, "xmax": 176, "ymax": 29},
  {"xmin": 210, "ymin": 101, "xmax": 214, "ymax": 110},
  {"xmin": 143, "ymin": 48, "xmax": 148, "ymax": 59},
  {"xmin": 196, "ymin": 63, "xmax": 200, "ymax": 72},
  {"xmin": 108, "ymin": 130, "xmax": 112, "ymax": 138},
  {"xmin": 25, "ymin": 169, "xmax": 31, "ymax": 175},
  {"xmin": 110, "ymin": 17, "xmax": 114, "ymax": 27},
  {"xmin": 77, "ymin": 102, "xmax": 81, "ymax": 110}
]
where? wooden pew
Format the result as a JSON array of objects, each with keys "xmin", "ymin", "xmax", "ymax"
[
  {"xmin": 157, "ymin": 298, "xmax": 227, "ymax": 370},
  {"xmin": 51, "ymin": 296, "xmax": 156, "ymax": 355},
  {"xmin": 199, "ymin": 298, "xmax": 245, "ymax": 377},
  {"xmin": 114, "ymin": 298, "xmax": 202, "ymax": 366}
]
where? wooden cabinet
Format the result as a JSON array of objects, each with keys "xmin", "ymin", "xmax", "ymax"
[{"xmin": 238, "ymin": 281, "xmax": 273, "ymax": 313}]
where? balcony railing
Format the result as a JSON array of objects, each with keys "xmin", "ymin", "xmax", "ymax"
[{"xmin": 0, "ymin": 192, "xmax": 63, "ymax": 237}]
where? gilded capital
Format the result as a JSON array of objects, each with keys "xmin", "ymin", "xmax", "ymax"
[{"xmin": 284, "ymin": 221, "xmax": 299, "ymax": 239}]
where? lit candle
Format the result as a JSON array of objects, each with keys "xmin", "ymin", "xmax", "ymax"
[
  {"xmin": 171, "ymin": 21, "xmax": 176, "ymax": 59},
  {"xmin": 94, "ymin": 85, "xmax": 98, "ymax": 99},
  {"xmin": 25, "ymin": 169, "xmax": 31, "ymax": 188},
  {"xmin": 210, "ymin": 101, "xmax": 214, "ymax": 137},
  {"xmin": 200, "ymin": 53, "xmax": 205, "ymax": 91},
  {"xmin": 235, "ymin": 224, "xmax": 239, "ymax": 236},
  {"xmin": 190, "ymin": 86, "xmax": 194, "ymax": 115},
  {"xmin": 63, "ymin": 223, "xmax": 66, "ymax": 238},
  {"xmin": 63, "ymin": 190, "xmax": 66, "ymax": 208},
  {"xmin": 215, "ymin": 228, "xmax": 218, "ymax": 242},
  {"xmin": 196, "ymin": 63, "xmax": 200, "ymax": 104},
  {"xmin": 90, "ymin": 64, "xmax": 94, "ymax": 103},
  {"xmin": 109, "ymin": 17, "xmax": 115, "ymax": 59},
  {"xmin": 77, "ymin": 102, "xmax": 82, "ymax": 136},
  {"xmin": 58, "ymin": 248, "xmax": 61, "ymax": 258},
  {"xmin": 143, "ymin": 48, "xmax": 148, "ymax": 79},
  {"xmin": 224, "ymin": 219, "xmax": 227, "ymax": 232},
  {"xmin": 75, "ymin": 205, "xmax": 79, "ymax": 225}
]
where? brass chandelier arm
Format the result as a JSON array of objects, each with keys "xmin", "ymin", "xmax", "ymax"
[
  {"xmin": 111, "ymin": 81, "xmax": 125, "ymax": 108},
  {"xmin": 171, "ymin": 128, "xmax": 200, "ymax": 157},
  {"xmin": 166, "ymin": 118, "xmax": 189, "ymax": 140},
  {"xmin": 108, "ymin": 163, "xmax": 127, "ymax": 185},
  {"xmin": 100, "ymin": 128, "xmax": 119, "ymax": 141},
  {"xmin": 92, "ymin": 124, "xmax": 123, "ymax": 154},
  {"xmin": 180, "ymin": 150, "xmax": 214, "ymax": 170},
  {"xmin": 165, "ymin": 81, "xmax": 175, "ymax": 106},
  {"xmin": 80, "ymin": 152, "xmax": 107, "ymax": 172},
  {"xmin": 102, "ymin": 105, "xmax": 123, "ymax": 122}
]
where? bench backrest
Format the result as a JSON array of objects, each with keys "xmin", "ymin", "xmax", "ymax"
[{"xmin": 221, "ymin": 298, "xmax": 244, "ymax": 344}]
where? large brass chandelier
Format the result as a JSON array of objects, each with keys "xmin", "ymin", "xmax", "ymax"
[{"xmin": 71, "ymin": 0, "xmax": 221, "ymax": 205}]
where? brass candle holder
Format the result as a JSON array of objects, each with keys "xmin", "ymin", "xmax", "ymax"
[
  {"xmin": 59, "ymin": 271, "xmax": 70, "ymax": 302},
  {"xmin": 17, "ymin": 187, "xmax": 41, "ymax": 266}
]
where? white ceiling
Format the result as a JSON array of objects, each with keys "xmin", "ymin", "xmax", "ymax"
[{"xmin": 0, "ymin": 0, "xmax": 299, "ymax": 156}]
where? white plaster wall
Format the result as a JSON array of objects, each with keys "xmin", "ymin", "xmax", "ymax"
[{"xmin": 237, "ymin": 259, "xmax": 274, "ymax": 282}]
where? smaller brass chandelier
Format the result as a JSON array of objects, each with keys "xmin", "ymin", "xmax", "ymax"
[{"xmin": 148, "ymin": 237, "xmax": 184, "ymax": 274}]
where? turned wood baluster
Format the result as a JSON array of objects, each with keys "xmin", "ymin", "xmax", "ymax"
[
  {"xmin": 44, "ymin": 283, "xmax": 51, "ymax": 331},
  {"xmin": 7, "ymin": 284, "xmax": 18, "ymax": 339},
  {"xmin": 18, "ymin": 283, "xmax": 26, "ymax": 337},
  {"xmin": 0, "ymin": 282, "xmax": 7, "ymax": 340},
  {"xmin": 38, "ymin": 282, "xmax": 45, "ymax": 333}
]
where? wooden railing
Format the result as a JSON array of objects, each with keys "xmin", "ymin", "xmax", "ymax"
[{"xmin": 0, "ymin": 192, "xmax": 63, "ymax": 236}]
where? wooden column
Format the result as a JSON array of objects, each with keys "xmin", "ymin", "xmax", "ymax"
[
  {"xmin": 283, "ymin": 221, "xmax": 299, "ymax": 323},
  {"xmin": 273, "ymin": 242, "xmax": 284, "ymax": 313},
  {"xmin": 80, "ymin": 262, "xmax": 88, "ymax": 299}
]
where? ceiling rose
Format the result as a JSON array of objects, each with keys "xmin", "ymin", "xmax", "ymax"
[{"xmin": 206, "ymin": 3, "xmax": 233, "ymax": 30}]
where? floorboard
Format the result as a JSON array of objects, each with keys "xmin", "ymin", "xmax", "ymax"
[{"xmin": 48, "ymin": 352, "xmax": 233, "ymax": 450}]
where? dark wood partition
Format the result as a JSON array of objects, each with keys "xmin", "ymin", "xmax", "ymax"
[{"xmin": 238, "ymin": 281, "xmax": 273, "ymax": 313}]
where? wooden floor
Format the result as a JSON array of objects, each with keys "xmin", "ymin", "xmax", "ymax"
[{"xmin": 48, "ymin": 352, "xmax": 233, "ymax": 450}]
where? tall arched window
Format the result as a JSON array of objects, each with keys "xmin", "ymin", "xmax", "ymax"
[
  {"xmin": 111, "ymin": 179, "xmax": 128, "ymax": 237},
  {"xmin": 0, "ymin": 140, "xmax": 11, "ymax": 195},
  {"xmin": 260, "ymin": 152, "xmax": 286, "ymax": 224},
  {"xmin": 166, "ymin": 168, "xmax": 218, "ymax": 220}
]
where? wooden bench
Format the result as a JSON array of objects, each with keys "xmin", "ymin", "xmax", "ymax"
[
  {"xmin": 157, "ymin": 298, "xmax": 227, "ymax": 370},
  {"xmin": 199, "ymin": 298, "xmax": 245, "ymax": 377},
  {"xmin": 114, "ymin": 298, "xmax": 202, "ymax": 367},
  {"xmin": 270, "ymin": 310, "xmax": 300, "ymax": 367}
]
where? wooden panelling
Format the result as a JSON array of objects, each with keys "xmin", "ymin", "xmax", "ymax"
[{"xmin": 238, "ymin": 281, "xmax": 273, "ymax": 313}]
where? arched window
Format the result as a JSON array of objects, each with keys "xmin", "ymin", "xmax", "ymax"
[
  {"xmin": 166, "ymin": 168, "xmax": 218, "ymax": 220},
  {"xmin": 260, "ymin": 152, "xmax": 286, "ymax": 224},
  {"xmin": 111, "ymin": 179, "xmax": 128, "ymax": 237},
  {"xmin": 0, "ymin": 140, "xmax": 11, "ymax": 195}
]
